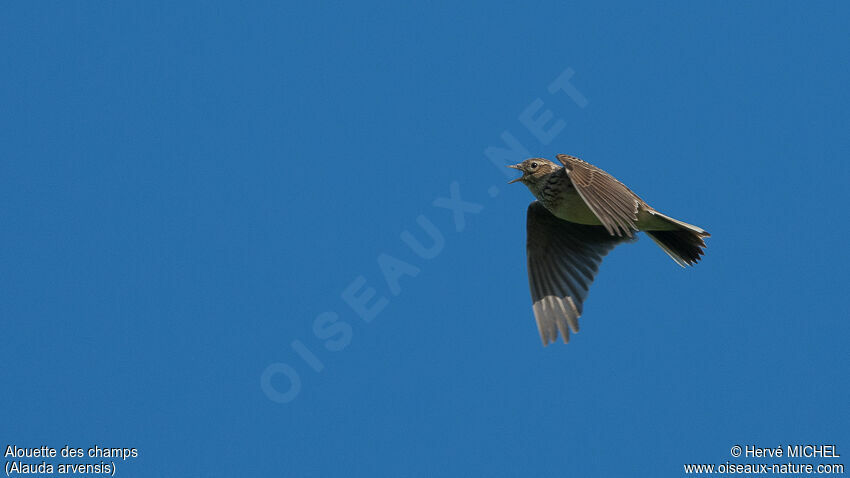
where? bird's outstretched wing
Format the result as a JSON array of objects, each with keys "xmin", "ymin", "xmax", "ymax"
[
  {"xmin": 526, "ymin": 201, "xmax": 628, "ymax": 345},
  {"xmin": 556, "ymin": 154, "xmax": 643, "ymax": 237}
]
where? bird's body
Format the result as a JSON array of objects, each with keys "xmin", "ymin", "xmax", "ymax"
[
  {"xmin": 509, "ymin": 154, "xmax": 710, "ymax": 345},
  {"xmin": 530, "ymin": 167, "xmax": 683, "ymax": 230},
  {"xmin": 531, "ymin": 170, "xmax": 603, "ymax": 225}
]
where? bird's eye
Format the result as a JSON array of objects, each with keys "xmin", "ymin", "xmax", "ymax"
[{"xmin": 530, "ymin": 162, "xmax": 538, "ymax": 169}]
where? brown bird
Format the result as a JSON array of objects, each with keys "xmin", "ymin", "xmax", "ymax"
[{"xmin": 508, "ymin": 154, "xmax": 710, "ymax": 345}]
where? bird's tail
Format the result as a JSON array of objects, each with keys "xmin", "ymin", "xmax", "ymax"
[{"xmin": 644, "ymin": 211, "xmax": 710, "ymax": 267}]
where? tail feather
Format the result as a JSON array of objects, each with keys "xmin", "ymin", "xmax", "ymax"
[{"xmin": 645, "ymin": 211, "xmax": 710, "ymax": 267}]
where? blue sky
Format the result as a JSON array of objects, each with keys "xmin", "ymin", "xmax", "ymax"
[{"xmin": 1, "ymin": 2, "xmax": 848, "ymax": 476}]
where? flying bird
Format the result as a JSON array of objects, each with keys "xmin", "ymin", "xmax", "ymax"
[{"xmin": 508, "ymin": 154, "xmax": 710, "ymax": 345}]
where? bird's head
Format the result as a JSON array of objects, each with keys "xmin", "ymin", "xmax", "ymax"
[{"xmin": 507, "ymin": 158, "xmax": 559, "ymax": 187}]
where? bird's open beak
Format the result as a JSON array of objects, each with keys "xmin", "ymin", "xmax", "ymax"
[{"xmin": 507, "ymin": 164, "xmax": 524, "ymax": 184}]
